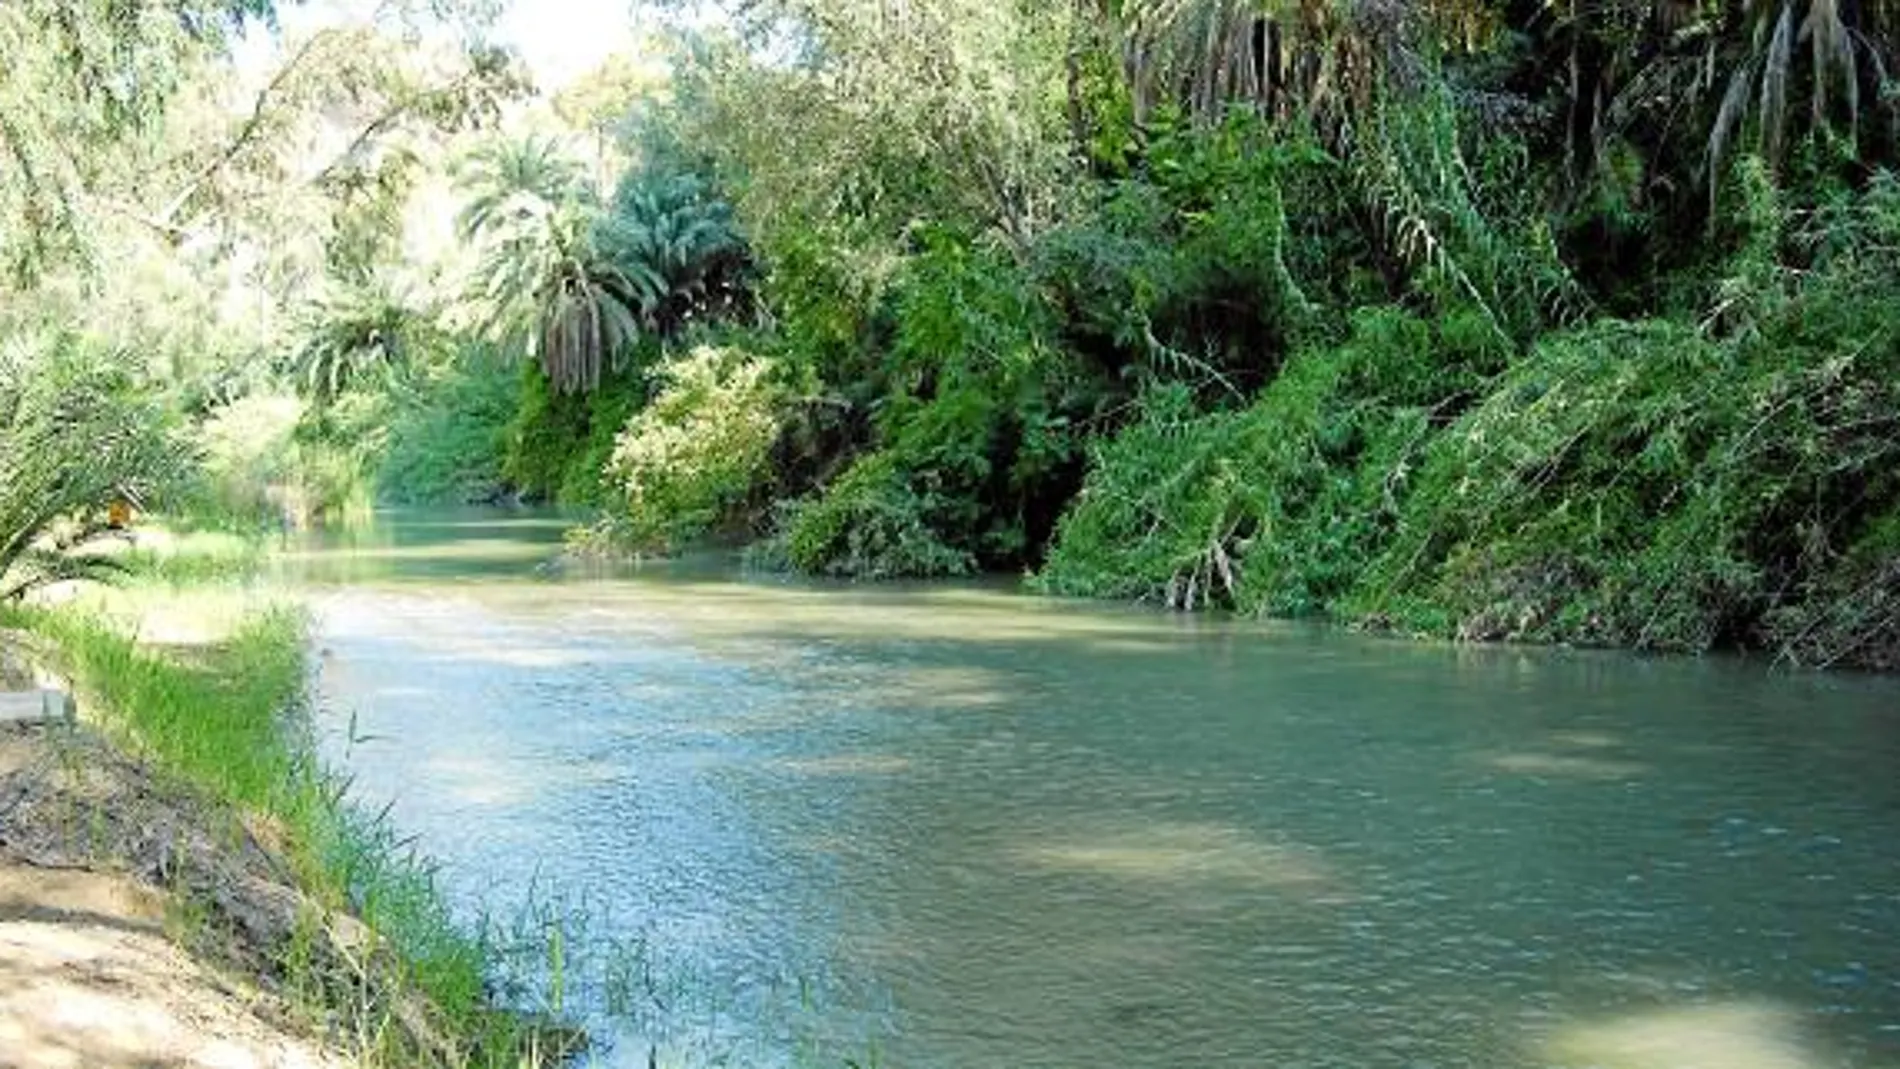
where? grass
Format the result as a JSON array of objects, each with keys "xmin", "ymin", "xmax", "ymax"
[
  {"xmin": 1, "ymin": 596, "xmax": 553, "ymax": 1067},
  {"xmin": 4, "ymin": 531, "xmax": 898, "ymax": 1067},
  {"xmin": 113, "ymin": 528, "xmax": 272, "ymax": 587}
]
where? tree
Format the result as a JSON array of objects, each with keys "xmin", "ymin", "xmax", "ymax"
[
  {"xmin": 454, "ymin": 134, "xmax": 753, "ymax": 394},
  {"xmin": 0, "ymin": 335, "xmax": 186, "ymax": 601},
  {"xmin": 0, "ymin": 0, "xmax": 277, "ymax": 280},
  {"xmin": 455, "ymin": 135, "xmax": 657, "ymax": 393},
  {"xmin": 289, "ymin": 274, "xmax": 428, "ymax": 403},
  {"xmin": 602, "ymin": 170, "xmax": 750, "ymax": 333},
  {"xmin": 667, "ymin": 0, "xmax": 1079, "ymax": 257}
]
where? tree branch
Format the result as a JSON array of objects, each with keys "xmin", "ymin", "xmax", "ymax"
[{"xmin": 152, "ymin": 29, "xmax": 339, "ymax": 228}]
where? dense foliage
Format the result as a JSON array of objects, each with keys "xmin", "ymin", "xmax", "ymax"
[
  {"xmin": 5, "ymin": 0, "xmax": 1899, "ymax": 667},
  {"xmin": 0, "ymin": 333, "xmax": 186, "ymax": 599},
  {"xmin": 596, "ymin": 344, "xmax": 782, "ymax": 552}
]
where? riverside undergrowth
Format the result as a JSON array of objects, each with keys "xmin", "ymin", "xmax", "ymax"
[{"xmin": 1040, "ymin": 171, "xmax": 1900, "ymax": 669}]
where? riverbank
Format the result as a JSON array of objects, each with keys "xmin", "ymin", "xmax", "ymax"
[
  {"xmin": 0, "ymin": 579, "xmax": 577, "ymax": 1068},
  {"xmin": 0, "ymin": 720, "xmax": 348, "ymax": 1069}
]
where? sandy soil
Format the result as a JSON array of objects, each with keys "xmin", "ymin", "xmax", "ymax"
[
  {"xmin": 0, "ymin": 725, "xmax": 343, "ymax": 1069},
  {"xmin": 0, "ymin": 863, "xmax": 340, "ymax": 1069}
]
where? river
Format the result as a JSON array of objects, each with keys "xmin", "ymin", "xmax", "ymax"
[{"xmin": 292, "ymin": 507, "xmax": 1900, "ymax": 1068}]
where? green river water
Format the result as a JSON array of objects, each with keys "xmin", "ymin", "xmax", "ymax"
[{"xmin": 293, "ymin": 508, "xmax": 1900, "ymax": 1068}]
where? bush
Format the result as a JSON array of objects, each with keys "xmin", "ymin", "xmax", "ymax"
[
  {"xmin": 0, "ymin": 331, "xmax": 187, "ymax": 598},
  {"xmin": 283, "ymin": 390, "xmax": 385, "ymax": 528},
  {"xmin": 1357, "ymin": 319, "xmax": 1741, "ymax": 647},
  {"xmin": 1030, "ymin": 120, "xmax": 1353, "ymax": 392},
  {"xmin": 180, "ymin": 389, "xmax": 382, "ymax": 530},
  {"xmin": 1039, "ymin": 171, "xmax": 1900, "ymax": 669},
  {"xmin": 500, "ymin": 363, "xmax": 591, "ymax": 501},
  {"xmin": 1764, "ymin": 509, "xmax": 1900, "ymax": 671},
  {"xmin": 186, "ymin": 392, "xmax": 304, "ymax": 526},
  {"xmin": 765, "ymin": 450, "xmax": 975, "ymax": 579},
  {"xmin": 1037, "ymin": 306, "xmax": 1504, "ymax": 613},
  {"xmin": 1357, "ymin": 205, "xmax": 1900, "ymax": 658},
  {"xmin": 559, "ymin": 384, "xmax": 643, "ymax": 507},
  {"xmin": 500, "ymin": 360, "xmax": 649, "ymax": 506},
  {"xmin": 600, "ymin": 345, "xmax": 783, "ymax": 552}
]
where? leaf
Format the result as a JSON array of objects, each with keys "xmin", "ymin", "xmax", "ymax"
[{"xmin": 1759, "ymin": 0, "xmax": 1795, "ymax": 165}]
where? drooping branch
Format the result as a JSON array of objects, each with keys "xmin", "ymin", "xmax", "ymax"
[{"xmin": 150, "ymin": 29, "xmax": 338, "ymax": 230}]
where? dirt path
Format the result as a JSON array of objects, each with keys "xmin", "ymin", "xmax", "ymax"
[
  {"xmin": 0, "ymin": 863, "xmax": 340, "ymax": 1069},
  {"xmin": 0, "ymin": 726, "xmax": 344, "ymax": 1069}
]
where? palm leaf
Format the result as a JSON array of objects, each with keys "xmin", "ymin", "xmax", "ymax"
[
  {"xmin": 1759, "ymin": 1, "xmax": 1795, "ymax": 165},
  {"xmin": 1708, "ymin": 55, "xmax": 1760, "ymax": 216}
]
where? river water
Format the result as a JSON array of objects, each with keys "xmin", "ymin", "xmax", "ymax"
[{"xmin": 294, "ymin": 508, "xmax": 1900, "ymax": 1068}]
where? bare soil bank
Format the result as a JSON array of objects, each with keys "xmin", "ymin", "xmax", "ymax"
[{"xmin": 0, "ymin": 722, "xmax": 440, "ymax": 1069}]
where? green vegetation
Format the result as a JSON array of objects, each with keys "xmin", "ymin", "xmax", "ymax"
[
  {"xmin": 5, "ymin": 0, "xmax": 1900, "ymax": 679},
  {"xmin": 3, "ymin": 3, "xmax": 1898, "ymax": 1063},
  {"xmin": 0, "ymin": 331, "xmax": 187, "ymax": 599},
  {"xmin": 5, "ymin": 598, "xmax": 549, "ymax": 1064},
  {"xmin": 379, "ymin": 358, "xmax": 519, "ymax": 506},
  {"xmin": 588, "ymin": 344, "xmax": 782, "ymax": 553}
]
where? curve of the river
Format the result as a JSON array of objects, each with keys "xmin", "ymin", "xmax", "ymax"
[{"xmin": 294, "ymin": 508, "xmax": 1900, "ymax": 1068}]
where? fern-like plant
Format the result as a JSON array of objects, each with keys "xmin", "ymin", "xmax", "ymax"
[
  {"xmin": 288, "ymin": 274, "xmax": 424, "ymax": 403},
  {"xmin": 0, "ymin": 333, "xmax": 187, "ymax": 600}
]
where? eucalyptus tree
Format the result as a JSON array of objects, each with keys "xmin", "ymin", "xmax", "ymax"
[
  {"xmin": 668, "ymin": 0, "xmax": 1079, "ymax": 257},
  {"xmin": 0, "ymin": 0, "xmax": 279, "ymax": 281}
]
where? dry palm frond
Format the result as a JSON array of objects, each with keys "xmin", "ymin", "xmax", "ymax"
[
  {"xmin": 1708, "ymin": 54, "xmax": 1760, "ymax": 215},
  {"xmin": 1703, "ymin": 0, "xmax": 1890, "ymax": 217},
  {"xmin": 1803, "ymin": 0, "xmax": 1858, "ymax": 133},
  {"xmin": 1759, "ymin": 0, "xmax": 1795, "ymax": 165},
  {"xmin": 1113, "ymin": 0, "xmax": 1487, "ymax": 131}
]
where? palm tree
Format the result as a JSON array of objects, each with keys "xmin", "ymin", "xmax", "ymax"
[
  {"xmin": 0, "ymin": 334, "xmax": 185, "ymax": 601},
  {"xmin": 289, "ymin": 274, "xmax": 422, "ymax": 403},
  {"xmin": 455, "ymin": 135, "xmax": 660, "ymax": 394},
  {"xmin": 1108, "ymin": 0, "xmax": 1432, "ymax": 130},
  {"xmin": 602, "ymin": 171, "xmax": 749, "ymax": 333},
  {"xmin": 1704, "ymin": 0, "xmax": 1896, "ymax": 208}
]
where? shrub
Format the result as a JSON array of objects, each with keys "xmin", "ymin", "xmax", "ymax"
[
  {"xmin": 282, "ymin": 389, "xmax": 384, "ymax": 528},
  {"xmin": 766, "ymin": 451, "xmax": 975, "ymax": 579},
  {"xmin": 559, "ymin": 384, "xmax": 643, "ymax": 507},
  {"xmin": 500, "ymin": 363, "xmax": 591, "ymax": 501},
  {"xmin": 1359, "ymin": 284, "xmax": 1900, "ymax": 656},
  {"xmin": 187, "ymin": 392, "xmax": 304, "ymax": 525},
  {"xmin": 1037, "ymin": 306, "xmax": 1503, "ymax": 613},
  {"xmin": 602, "ymin": 345, "xmax": 782, "ymax": 552},
  {"xmin": 377, "ymin": 358, "xmax": 518, "ymax": 505},
  {"xmin": 0, "ymin": 331, "xmax": 186, "ymax": 598},
  {"xmin": 1765, "ymin": 509, "xmax": 1900, "ymax": 671}
]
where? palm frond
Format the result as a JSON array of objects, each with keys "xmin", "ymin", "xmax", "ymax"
[
  {"xmin": 0, "ymin": 333, "xmax": 188, "ymax": 600},
  {"xmin": 289, "ymin": 275, "xmax": 422, "ymax": 402},
  {"xmin": 1801, "ymin": 0, "xmax": 1858, "ymax": 135},
  {"xmin": 1760, "ymin": 1, "xmax": 1795, "ymax": 165},
  {"xmin": 452, "ymin": 136, "xmax": 752, "ymax": 393}
]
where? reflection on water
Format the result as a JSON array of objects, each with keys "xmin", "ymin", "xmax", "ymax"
[
  {"xmin": 1542, "ymin": 999, "xmax": 1826, "ymax": 1069},
  {"xmin": 305, "ymin": 509, "xmax": 1900, "ymax": 1067}
]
